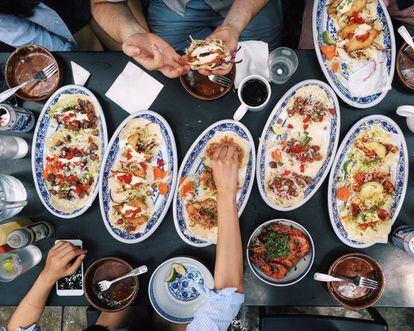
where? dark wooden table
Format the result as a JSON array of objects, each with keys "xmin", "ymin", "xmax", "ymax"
[{"xmin": 0, "ymin": 51, "xmax": 413, "ymax": 307}]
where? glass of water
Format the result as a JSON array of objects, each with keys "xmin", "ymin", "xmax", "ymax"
[
  {"xmin": 0, "ymin": 245, "xmax": 42, "ymax": 282},
  {"xmin": 269, "ymin": 47, "xmax": 298, "ymax": 85},
  {"xmin": 0, "ymin": 175, "xmax": 28, "ymax": 223},
  {"xmin": 0, "ymin": 136, "xmax": 28, "ymax": 160}
]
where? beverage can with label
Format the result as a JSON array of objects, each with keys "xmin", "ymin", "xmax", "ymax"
[
  {"xmin": 391, "ymin": 225, "xmax": 414, "ymax": 256},
  {"xmin": 0, "ymin": 104, "xmax": 35, "ymax": 133}
]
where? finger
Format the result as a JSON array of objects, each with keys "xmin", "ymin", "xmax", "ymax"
[
  {"xmin": 66, "ymin": 254, "xmax": 86, "ymax": 276},
  {"xmin": 212, "ymin": 145, "xmax": 224, "ymax": 161},
  {"xmin": 61, "ymin": 248, "xmax": 87, "ymax": 264},
  {"xmin": 55, "ymin": 243, "xmax": 76, "ymax": 258},
  {"xmin": 226, "ymin": 145, "xmax": 236, "ymax": 159},
  {"xmin": 198, "ymin": 69, "xmax": 212, "ymax": 76},
  {"xmin": 51, "ymin": 241, "xmax": 65, "ymax": 252},
  {"xmin": 151, "ymin": 43, "xmax": 165, "ymax": 68},
  {"xmin": 122, "ymin": 43, "xmax": 141, "ymax": 57},
  {"xmin": 211, "ymin": 68, "xmax": 231, "ymax": 76}
]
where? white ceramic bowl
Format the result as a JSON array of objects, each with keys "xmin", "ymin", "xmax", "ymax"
[
  {"xmin": 247, "ymin": 219, "xmax": 315, "ymax": 287},
  {"xmin": 148, "ymin": 256, "xmax": 214, "ymax": 324}
]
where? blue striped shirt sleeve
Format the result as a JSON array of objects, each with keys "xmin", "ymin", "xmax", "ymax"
[
  {"xmin": 187, "ymin": 285, "xmax": 245, "ymax": 331},
  {"xmin": 0, "ymin": 325, "xmax": 40, "ymax": 331}
]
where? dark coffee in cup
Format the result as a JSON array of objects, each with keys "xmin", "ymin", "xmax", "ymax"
[{"xmin": 240, "ymin": 79, "xmax": 269, "ymax": 107}]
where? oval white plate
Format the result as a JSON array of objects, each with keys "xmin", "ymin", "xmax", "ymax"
[
  {"xmin": 328, "ymin": 115, "xmax": 408, "ymax": 248},
  {"xmin": 247, "ymin": 219, "xmax": 315, "ymax": 287},
  {"xmin": 148, "ymin": 256, "xmax": 214, "ymax": 324},
  {"xmin": 32, "ymin": 84, "xmax": 108, "ymax": 219},
  {"xmin": 173, "ymin": 120, "xmax": 256, "ymax": 247},
  {"xmin": 257, "ymin": 79, "xmax": 340, "ymax": 211},
  {"xmin": 312, "ymin": 0, "xmax": 395, "ymax": 108},
  {"xmin": 99, "ymin": 111, "xmax": 177, "ymax": 244}
]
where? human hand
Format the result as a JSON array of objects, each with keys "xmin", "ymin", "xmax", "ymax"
[
  {"xmin": 211, "ymin": 145, "xmax": 239, "ymax": 198},
  {"xmin": 198, "ymin": 24, "xmax": 239, "ymax": 76},
  {"xmin": 122, "ymin": 32, "xmax": 190, "ymax": 78},
  {"xmin": 40, "ymin": 241, "xmax": 87, "ymax": 286}
]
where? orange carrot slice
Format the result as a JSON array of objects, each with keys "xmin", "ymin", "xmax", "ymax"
[
  {"xmin": 158, "ymin": 183, "xmax": 169, "ymax": 195},
  {"xmin": 337, "ymin": 186, "xmax": 351, "ymax": 201}
]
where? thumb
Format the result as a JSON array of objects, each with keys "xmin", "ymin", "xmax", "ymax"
[
  {"xmin": 122, "ymin": 43, "xmax": 141, "ymax": 57},
  {"xmin": 66, "ymin": 254, "xmax": 85, "ymax": 275},
  {"xmin": 151, "ymin": 43, "xmax": 165, "ymax": 68}
]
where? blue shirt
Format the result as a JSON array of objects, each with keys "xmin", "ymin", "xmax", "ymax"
[
  {"xmin": 0, "ymin": 3, "xmax": 77, "ymax": 51},
  {"xmin": 1, "ymin": 286, "xmax": 244, "ymax": 331}
]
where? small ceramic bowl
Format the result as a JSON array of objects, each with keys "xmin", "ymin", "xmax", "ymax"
[
  {"xmin": 5, "ymin": 45, "xmax": 60, "ymax": 101},
  {"xmin": 247, "ymin": 219, "xmax": 315, "ymax": 287},
  {"xmin": 327, "ymin": 253, "xmax": 385, "ymax": 310},
  {"xmin": 179, "ymin": 66, "xmax": 236, "ymax": 100},
  {"xmin": 396, "ymin": 40, "xmax": 414, "ymax": 92},
  {"xmin": 84, "ymin": 257, "xmax": 138, "ymax": 312},
  {"xmin": 148, "ymin": 256, "xmax": 214, "ymax": 324}
]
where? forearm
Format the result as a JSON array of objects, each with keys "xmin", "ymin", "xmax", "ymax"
[
  {"xmin": 221, "ymin": 0, "xmax": 268, "ymax": 35},
  {"xmin": 214, "ymin": 192, "xmax": 243, "ymax": 292},
  {"xmin": 8, "ymin": 273, "xmax": 54, "ymax": 331},
  {"xmin": 91, "ymin": 0, "xmax": 148, "ymax": 43}
]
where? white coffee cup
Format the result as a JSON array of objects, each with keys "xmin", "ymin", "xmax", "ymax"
[
  {"xmin": 396, "ymin": 105, "xmax": 414, "ymax": 133},
  {"xmin": 233, "ymin": 75, "xmax": 271, "ymax": 122}
]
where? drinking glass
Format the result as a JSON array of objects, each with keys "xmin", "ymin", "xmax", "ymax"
[
  {"xmin": 0, "ymin": 136, "xmax": 28, "ymax": 160},
  {"xmin": 0, "ymin": 175, "xmax": 27, "ymax": 222},
  {"xmin": 269, "ymin": 47, "xmax": 298, "ymax": 84},
  {"xmin": 0, "ymin": 245, "xmax": 42, "ymax": 282}
]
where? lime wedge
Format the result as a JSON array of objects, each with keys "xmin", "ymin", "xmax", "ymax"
[
  {"xmin": 172, "ymin": 263, "xmax": 186, "ymax": 276},
  {"xmin": 271, "ymin": 125, "xmax": 285, "ymax": 136},
  {"xmin": 2, "ymin": 257, "xmax": 16, "ymax": 274},
  {"xmin": 165, "ymin": 268, "xmax": 178, "ymax": 282}
]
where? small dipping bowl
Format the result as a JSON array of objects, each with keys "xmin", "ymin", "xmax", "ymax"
[
  {"xmin": 180, "ymin": 66, "xmax": 235, "ymax": 100},
  {"xmin": 396, "ymin": 40, "xmax": 414, "ymax": 92},
  {"xmin": 327, "ymin": 253, "xmax": 385, "ymax": 310},
  {"xmin": 84, "ymin": 257, "xmax": 138, "ymax": 312},
  {"xmin": 5, "ymin": 45, "xmax": 60, "ymax": 101}
]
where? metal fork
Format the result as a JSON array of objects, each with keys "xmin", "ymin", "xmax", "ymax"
[
  {"xmin": 96, "ymin": 265, "xmax": 148, "ymax": 292},
  {"xmin": 0, "ymin": 62, "xmax": 58, "ymax": 102},
  {"xmin": 208, "ymin": 75, "xmax": 233, "ymax": 87},
  {"xmin": 314, "ymin": 272, "xmax": 380, "ymax": 290}
]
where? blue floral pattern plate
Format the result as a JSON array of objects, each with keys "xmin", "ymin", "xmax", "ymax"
[
  {"xmin": 312, "ymin": 0, "xmax": 395, "ymax": 108},
  {"xmin": 327, "ymin": 115, "xmax": 408, "ymax": 248},
  {"xmin": 99, "ymin": 111, "xmax": 177, "ymax": 244},
  {"xmin": 148, "ymin": 257, "xmax": 214, "ymax": 324},
  {"xmin": 257, "ymin": 80, "xmax": 340, "ymax": 211},
  {"xmin": 173, "ymin": 120, "xmax": 256, "ymax": 247},
  {"xmin": 31, "ymin": 85, "xmax": 108, "ymax": 219}
]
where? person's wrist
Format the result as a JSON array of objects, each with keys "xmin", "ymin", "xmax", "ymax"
[
  {"xmin": 220, "ymin": 21, "xmax": 242, "ymax": 38},
  {"xmin": 121, "ymin": 26, "xmax": 148, "ymax": 44},
  {"xmin": 38, "ymin": 271, "xmax": 57, "ymax": 288}
]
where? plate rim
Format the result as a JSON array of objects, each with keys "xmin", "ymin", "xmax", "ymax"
[
  {"xmin": 246, "ymin": 218, "xmax": 315, "ymax": 287},
  {"xmin": 312, "ymin": 0, "xmax": 396, "ymax": 109},
  {"xmin": 31, "ymin": 84, "xmax": 108, "ymax": 219},
  {"xmin": 172, "ymin": 119, "xmax": 256, "ymax": 247},
  {"xmin": 256, "ymin": 79, "xmax": 341, "ymax": 211},
  {"xmin": 148, "ymin": 256, "xmax": 214, "ymax": 324},
  {"xmin": 327, "ymin": 114, "xmax": 409, "ymax": 248},
  {"xmin": 98, "ymin": 110, "xmax": 178, "ymax": 244}
]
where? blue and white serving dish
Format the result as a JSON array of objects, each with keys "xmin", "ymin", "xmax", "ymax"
[
  {"xmin": 173, "ymin": 120, "xmax": 255, "ymax": 247},
  {"xmin": 99, "ymin": 110, "xmax": 177, "ymax": 244},
  {"xmin": 32, "ymin": 84, "xmax": 108, "ymax": 219},
  {"xmin": 148, "ymin": 257, "xmax": 214, "ymax": 324},
  {"xmin": 327, "ymin": 115, "xmax": 408, "ymax": 248},
  {"xmin": 312, "ymin": 0, "xmax": 395, "ymax": 108},
  {"xmin": 257, "ymin": 80, "xmax": 340, "ymax": 211}
]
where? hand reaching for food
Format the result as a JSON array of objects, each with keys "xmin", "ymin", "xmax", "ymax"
[
  {"xmin": 211, "ymin": 145, "xmax": 240, "ymax": 198},
  {"xmin": 40, "ymin": 241, "xmax": 87, "ymax": 286},
  {"xmin": 122, "ymin": 32, "xmax": 190, "ymax": 78}
]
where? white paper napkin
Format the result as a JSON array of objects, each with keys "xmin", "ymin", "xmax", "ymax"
[
  {"xmin": 105, "ymin": 62, "xmax": 164, "ymax": 113},
  {"xmin": 71, "ymin": 61, "xmax": 90, "ymax": 86},
  {"xmin": 348, "ymin": 52, "xmax": 390, "ymax": 98},
  {"xmin": 234, "ymin": 41, "xmax": 270, "ymax": 88}
]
